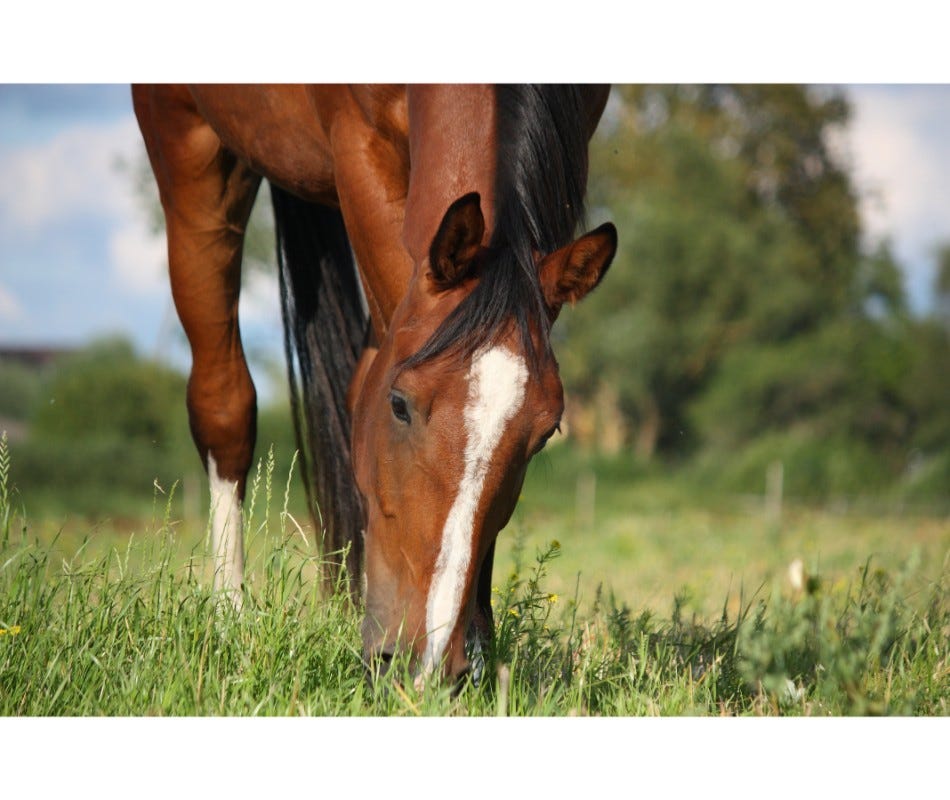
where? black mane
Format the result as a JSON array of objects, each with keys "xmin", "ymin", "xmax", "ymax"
[{"xmin": 402, "ymin": 85, "xmax": 592, "ymax": 372}]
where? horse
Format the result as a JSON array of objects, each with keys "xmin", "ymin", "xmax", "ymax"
[{"xmin": 133, "ymin": 85, "xmax": 617, "ymax": 685}]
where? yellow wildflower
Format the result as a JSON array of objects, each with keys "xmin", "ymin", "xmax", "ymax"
[{"xmin": 0, "ymin": 626, "xmax": 21, "ymax": 636}]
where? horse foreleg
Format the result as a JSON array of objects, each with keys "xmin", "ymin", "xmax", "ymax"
[
  {"xmin": 173, "ymin": 214, "xmax": 260, "ymax": 608},
  {"xmin": 187, "ymin": 344, "xmax": 256, "ymax": 609},
  {"xmin": 134, "ymin": 85, "xmax": 261, "ymax": 607}
]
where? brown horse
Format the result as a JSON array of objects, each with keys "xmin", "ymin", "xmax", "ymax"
[{"xmin": 133, "ymin": 85, "xmax": 616, "ymax": 684}]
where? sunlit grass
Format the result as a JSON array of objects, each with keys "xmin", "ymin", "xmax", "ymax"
[
  {"xmin": 1, "ymin": 435, "xmax": 948, "ymax": 716},
  {"xmin": 505, "ymin": 445, "xmax": 950, "ymax": 619}
]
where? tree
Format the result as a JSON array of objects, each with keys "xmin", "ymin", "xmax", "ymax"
[
  {"xmin": 935, "ymin": 244, "xmax": 950, "ymax": 326},
  {"xmin": 899, "ymin": 249, "xmax": 950, "ymax": 456},
  {"xmin": 562, "ymin": 85, "xmax": 869, "ymax": 458},
  {"xmin": 0, "ymin": 361, "xmax": 44, "ymax": 423},
  {"xmin": 6, "ymin": 338, "xmax": 194, "ymax": 508},
  {"xmin": 31, "ymin": 337, "xmax": 188, "ymax": 452}
]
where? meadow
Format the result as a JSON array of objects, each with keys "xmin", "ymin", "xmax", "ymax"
[{"xmin": 1, "ymin": 432, "xmax": 948, "ymax": 718}]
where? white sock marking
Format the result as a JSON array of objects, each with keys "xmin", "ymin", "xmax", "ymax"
[
  {"xmin": 208, "ymin": 454, "xmax": 244, "ymax": 608},
  {"xmin": 422, "ymin": 346, "xmax": 528, "ymax": 675}
]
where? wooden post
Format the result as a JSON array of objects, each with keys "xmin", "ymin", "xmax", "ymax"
[
  {"xmin": 766, "ymin": 460, "xmax": 784, "ymax": 529},
  {"xmin": 576, "ymin": 469, "xmax": 596, "ymax": 533}
]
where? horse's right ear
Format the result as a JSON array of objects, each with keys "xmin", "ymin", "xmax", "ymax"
[
  {"xmin": 428, "ymin": 192, "xmax": 485, "ymax": 290},
  {"xmin": 539, "ymin": 222, "xmax": 617, "ymax": 316}
]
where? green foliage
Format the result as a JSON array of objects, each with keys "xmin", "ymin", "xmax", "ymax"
[
  {"xmin": 0, "ymin": 361, "xmax": 44, "ymax": 421},
  {"xmin": 560, "ymin": 85, "xmax": 950, "ymax": 501},
  {"xmin": 689, "ymin": 431, "xmax": 892, "ymax": 501},
  {"xmin": 4, "ymin": 338, "xmax": 192, "ymax": 514},
  {"xmin": 734, "ymin": 556, "xmax": 947, "ymax": 714},
  {"xmin": 900, "ymin": 319, "xmax": 950, "ymax": 453},
  {"xmin": 1, "ymin": 442, "xmax": 947, "ymax": 716},
  {"xmin": 30, "ymin": 337, "xmax": 187, "ymax": 449},
  {"xmin": 565, "ymin": 85, "xmax": 869, "ymax": 458},
  {"xmin": 896, "ymin": 450, "xmax": 950, "ymax": 509},
  {"xmin": 256, "ymin": 404, "xmax": 301, "ymax": 478},
  {"xmin": 4, "ymin": 522, "xmax": 944, "ymax": 716},
  {"xmin": 10, "ymin": 438, "xmax": 187, "ymax": 516},
  {"xmin": 936, "ymin": 244, "xmax": 950, "ymax": 306},
  {"xmin": 692, "ymin": 320, "xmax": 913, "ymax": 452},
  {"xmin": 1, "ymin": 335, "xmax": 306, "ymax": 518}
]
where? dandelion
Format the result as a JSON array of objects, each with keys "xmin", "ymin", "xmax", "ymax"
[{"xmin": 0, "ymin": 626, "xmax": 21, "ymax": 636}]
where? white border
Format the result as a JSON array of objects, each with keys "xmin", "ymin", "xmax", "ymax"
[
  {"xmin": 4, "ymin": 3, "xmax": 950, "ymax": 82},
  {"xmin": 3, "ymin": 717, "xmax": 947, "ymax": 798}
]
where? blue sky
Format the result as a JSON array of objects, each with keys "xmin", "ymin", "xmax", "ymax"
[
  {"xmin": 1, "ymin": 84, "xmax": 949, "ymax": 393},
  {"xmin": 0, "ymin": 84, "xmax": 284, "ymax": 392}
]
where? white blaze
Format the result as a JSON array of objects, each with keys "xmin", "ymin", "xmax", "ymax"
[
  {"xmin": 208, "ymin": 454, "xmax": 245, "ymax": 609},
  {"xmin": 422, "ymin": 346, "xmax": 528, "ymax": 676}
]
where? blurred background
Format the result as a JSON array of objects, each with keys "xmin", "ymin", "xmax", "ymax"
[{"xmin": 1, "ymin": 84, "xmax": 948, "ymax": 613}]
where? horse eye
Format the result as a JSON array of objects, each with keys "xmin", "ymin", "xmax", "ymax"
[
  {"xmin": 535, "ymin": 422, "xmax": 561, "ymax": 454},
  {"xmin": 390, "ymin": 392, "xmax": 411, "ymax": 425}
]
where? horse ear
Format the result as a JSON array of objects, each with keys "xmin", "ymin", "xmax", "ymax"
[
  {"xmin": 539, "ymin": 222, "xmax": 617, "ymax": 314},
  {"xmin": 428, "ymin": 192, "xmax": 485, "ymax": 290}
]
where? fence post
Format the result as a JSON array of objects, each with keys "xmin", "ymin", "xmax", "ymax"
[
  {"xmin": 766, "ymin": 459, "xmax": 784, "ymax": 530},
  {"xmin": 576, "ymin": 469, "xmax": 596, "ymax": 533}
]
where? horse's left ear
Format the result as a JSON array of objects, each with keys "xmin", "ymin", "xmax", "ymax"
[
  {"xmin": 428, "ymin": 192, "xmax": 486, "ymax": 290},
  {"xmin": 539, "ymin": 222, "xmax": 617, "ymax": 314}
]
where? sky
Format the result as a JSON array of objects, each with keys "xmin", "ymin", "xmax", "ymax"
[
  {"xmin": 0, "ymin": 84, "xmax": 284, "ymax": 391},
  {"xmin": 1, "ymin": 84, "xmax": 949, "ymax": 397}
]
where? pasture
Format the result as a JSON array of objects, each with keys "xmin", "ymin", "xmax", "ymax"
[
  {"xmin": 2, "ymin": 435, "xmax": 947, "ymax": 716},
  {"xmin": 5, "ymin": 84, "xmax": 948, "ymax": 721}
]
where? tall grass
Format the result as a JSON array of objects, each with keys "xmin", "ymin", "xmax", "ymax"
[{"xmin": 0, "ymin": 435, "xmax": 947, "ymax": 716}]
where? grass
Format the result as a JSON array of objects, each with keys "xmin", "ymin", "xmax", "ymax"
[
  {"xmin": 1, "ymin": 433, "xmax": 948, "ymax": 716},
  {"xmin": 507, "ymin": 444, "xmax": 950, "ymax": 619}
]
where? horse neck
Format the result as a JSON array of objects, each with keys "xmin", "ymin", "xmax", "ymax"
[{"xmin": 402, "ymin": 85, "xmax": 499, "ymax": 265}]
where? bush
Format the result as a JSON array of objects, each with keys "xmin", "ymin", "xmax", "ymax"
[
  {"xmin": 690, "ymin": 430, "xmax": 894, "ymax": 502},
  {"xmin": 0, "ymin": 361, "xmax": 44, "ymax": 421},
  {"xmin": 8, "ymin": 436, "xmax": 188, "ymax": 512},
  {"xmin": 2, "ymin": 338, "xmax": 192, "ymax": 514},
  {"xmin": 30, "ymin": 338, "xmax": 189, "ymax": 452},
  {"xmin": 895, "ymin": 450, "xmax": 950, "ymax": 511}
]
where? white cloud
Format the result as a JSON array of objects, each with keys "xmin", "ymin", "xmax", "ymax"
[
  {"xmin": 848, "ymin": 101, "xmax": 922, "ymax": 239},
  {"xmin": 108, "ymin": 215, "xmax": 167, "ymax": 296},
  {"xmin": 846, "ymin": 85, "xmax": 950, "ymax": 308},
  {"xmin": 0, "ymin": 284, "xmax": 23, "ymax": 321},
  {"xmin": 0, "ymin": 117, "xmax": 142, "ymax": 230},
  {"xmin": 0, "ymin": 114, "xmax": 167, "ymax": 297},
  {"xmin": 239, "ymin": 269, "xmax": 281, "ymax": 325},
  {"xmin": 848, "ymin": 87, "xmax": 948, "ymax": 241}
]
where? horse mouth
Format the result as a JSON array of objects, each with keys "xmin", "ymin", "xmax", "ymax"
[
  {"xmin": 464, "ymin": 618, "xmax": 488, "ymax": 687},
  {"xmin": 362, "ymin": 609, "xmax": 491, "ymax": 689}
]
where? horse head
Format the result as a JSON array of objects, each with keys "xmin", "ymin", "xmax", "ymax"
[{"xmin": 349, "ymin": 192, "xmax": 616, "ymax": 684}]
